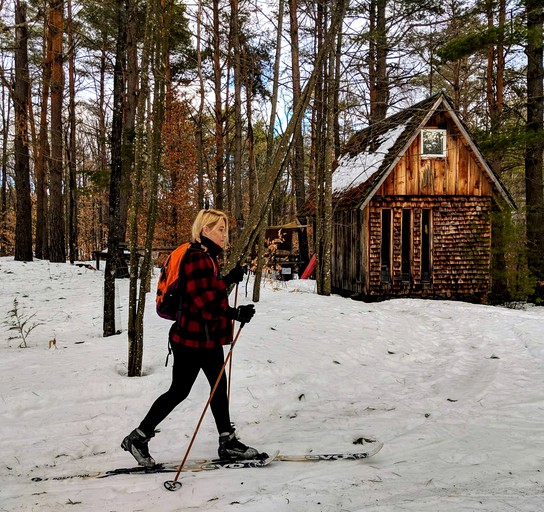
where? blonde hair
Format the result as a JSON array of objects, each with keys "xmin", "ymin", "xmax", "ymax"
[{"xmin": 192, "ymin": 209, "xmax": 229, "ymax": 243}]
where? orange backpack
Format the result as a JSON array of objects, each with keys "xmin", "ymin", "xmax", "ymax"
[{"xmin": 156, "ymin": 242, "xmax": 191, "ymax": 321}]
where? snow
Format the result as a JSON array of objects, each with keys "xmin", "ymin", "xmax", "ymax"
[
  {"xmin": 1, "ymin": 256, "xmax": 544, "ymax": 511},
  {"xmin": 332, "ymin": 124, "xmax": 406, "ymax": 193}
]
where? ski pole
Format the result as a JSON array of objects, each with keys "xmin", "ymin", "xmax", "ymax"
[
  {"xmin": 164, "ymin": 323, "xmax": 245, "ymax": 492},
  {"xmin": 227, "ymin": 283, "xmax": 239, "ymax": 402}
]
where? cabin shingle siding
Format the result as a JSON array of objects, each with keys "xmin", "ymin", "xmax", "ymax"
[{"xmin": 333, "ymin": 196, "xmax": 492, "ymax": 302}]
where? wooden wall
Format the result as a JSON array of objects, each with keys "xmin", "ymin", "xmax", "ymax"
[
  {"xmin": 376, "ymin": 114, "xmax": 494, "ymax": 199},
  {"xmin": 331, "ymin": 209, "xmax": 366, "ymax": 295}
]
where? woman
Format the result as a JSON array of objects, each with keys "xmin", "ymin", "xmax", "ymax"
[{"xmin": 122, "ymin": 209, "xmax": 259, "ymax": 467}]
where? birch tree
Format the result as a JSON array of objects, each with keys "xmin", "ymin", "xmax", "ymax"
[{"xmin": 127, "ymin": 0, "xmax": 171, "ymax": 377}]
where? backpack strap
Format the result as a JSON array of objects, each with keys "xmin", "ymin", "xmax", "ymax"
[{"xmin": 172, "ymin": 244, "xmax": 194, "ymax": 325}]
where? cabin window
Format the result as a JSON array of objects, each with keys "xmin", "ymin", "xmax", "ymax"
[
  {"xmin": 421, "ymin": 209, "xmax": 432, "ymax": 282},
  {"xmin": 421, "ymin": 129, "xmax": 446, "ymax": 158},
  {"xmin": 401, "ymin": 209, "xmax": 412, "ymax": 282},
  {"xmin": 381, "ymin": 209, "xmax": 392, "ymax": 283}
]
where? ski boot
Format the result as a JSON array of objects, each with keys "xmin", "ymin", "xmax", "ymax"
[
  {"xmin": 121, "ymin": 428, "xmax": 156, "ymax": 467},
  {"xmin": 218, "ymin": 428, "xmax": 264, "ymax": 461}
]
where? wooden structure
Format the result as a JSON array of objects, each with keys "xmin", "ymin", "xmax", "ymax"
[
  {"xmin": 329, "ymin": 92, "xmax": 514, "ymax": 302},
  {"xmin": 264, "ymin": 221, "xmax": 307, "ymax": 280}
]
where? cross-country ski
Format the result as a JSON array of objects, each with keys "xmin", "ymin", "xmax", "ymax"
[{"xmin": 29, "ymin": 443, "xmax": 382, "ymax": 482}]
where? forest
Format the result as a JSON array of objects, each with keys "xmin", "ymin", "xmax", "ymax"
[{"xmin": 1, "ymin": 1, "xmax": 543, "ymax": 337}]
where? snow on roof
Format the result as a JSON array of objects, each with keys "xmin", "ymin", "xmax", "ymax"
[{"xmin": 332, "ymin": 123, "xmax": 407, "ymax": 194}]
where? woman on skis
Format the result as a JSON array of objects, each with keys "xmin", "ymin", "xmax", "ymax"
[{"xmin": 122, "ymin": 208, "xmax": 259, "ymax": 467}]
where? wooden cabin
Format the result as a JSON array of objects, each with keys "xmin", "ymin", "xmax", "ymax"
[{"xmin": 329, "ymin": 92, "xmax": 514, "ymax": 303}]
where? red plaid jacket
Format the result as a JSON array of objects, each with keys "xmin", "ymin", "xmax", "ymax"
[{"xmin": 169, "ymin": 243, "xmax": 233, "ymax": 348}]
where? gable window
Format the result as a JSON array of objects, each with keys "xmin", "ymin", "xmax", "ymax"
[{"xmin": 421, "ymin": 129, "xmax": 446, "ymax": 158}]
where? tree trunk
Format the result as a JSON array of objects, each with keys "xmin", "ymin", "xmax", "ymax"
[
  {"xmin": 0, "ymin": 84, "xmax": 9, "ymax": 256},
  {"xmin": 128, "ymin": 0, "xmax": 154, "ymax": 375},
  {"xmin": 128, "ymin": 0, "xmax": 170, "ymax": 377},
  {"xmin": 104, "ymin": 0, "xmax": 127, "ymax": 337},
  {"xmin": 289, "ymin": 0, "xmax": 309, "ymax": 269},
  {"xmin": 35, "ymin": 6, "xmax": 52, "ymax": 260},
  {"xmin": 321, "ymin": 40, "xmax": 337, "ymax": 296},
  {"xmin": 314, "ymin": 0, "xmax": 325, "ymax": 295},
  {"xmin": 525, "ymin": 0, "xmax": 544, "ymax": 296},
  {"xmin": 486, "ymin": 0, "xmax": 508, "ymax": 299},
  {"xmin": 230, "ymin": 0, "xmax": 243, "ymax": 225},
  {"xmin": 253, "ymin": 0, "xmax": 285, "ymax": 303},
  {"xmin": 14, "ymin": 0, "xmax": 33, "ymax": 262},
  {"xmin": 486, "ymin": 0, "xmax": 505, "ymax": 137},
  {"xmin": 369, "ymin": 0, "xmax": 388, "ymax": 123},
  {"xmin": 119, "ymin": 0, "xmax": 138, "ymax": 244},
  {"xmin": 97, "ymin": 44, "xmax": 108, "ymax": 248},
  {"xmin": 195, "ymin": 0, "xmax": 205, "ymax": 209},
  {"xmin": 213, "ymin": 0, "xmax": 224, "ymax": 208},
  {"xmin": 67, "ymin": 0, "xmax": 78, "ymax": 263},
  {"xmin": 314, "ymin": 0, "xmax": 343, "ymax": 296},
  {"xmin": 244, "ymin": 50, "xmax": 257, "ymax": 213},
  {"xmin": 49, "ymin": 0, "xmax": 66, "ymax": 263}
]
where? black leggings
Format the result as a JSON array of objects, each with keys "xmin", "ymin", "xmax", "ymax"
[{"xmin": 139, "ymin": 343, "xmax": 231, "ymax": 437}]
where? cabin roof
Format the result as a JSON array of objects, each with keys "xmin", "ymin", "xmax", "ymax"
[{"xmin": 331, "ymin": 92, "xmax": 515, "ymax": 210}]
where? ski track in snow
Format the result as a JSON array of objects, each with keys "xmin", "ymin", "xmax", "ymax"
[{"xmin": 1, "ymin": 258, "xmax": 544, "ymax": 511}]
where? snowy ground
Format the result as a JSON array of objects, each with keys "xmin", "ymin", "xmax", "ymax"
[{"xmin": 1, "ymin": 257, "xmax": 544, "ymax": 512}]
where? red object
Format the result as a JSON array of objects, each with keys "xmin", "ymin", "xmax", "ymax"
[{"xmin": 301, "ymin": 254, "xmax": 316, "ymax": 279}]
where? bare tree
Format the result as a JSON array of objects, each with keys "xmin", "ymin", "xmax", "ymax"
[
  {"xmin": 128, "ymin": 0, "xmax": 153, "ymax": 374},
  {"xmin": 13, "ymin": 0, "xmax": 33, "ymax": 262},
  {"xmin": 49, "ymin": 0, "xmax": 66, "ymax": 263},
  {"xmin": 127, "ymin": 0, "xmax": 171, "ymax": 377},
  {"xmin": 230, "ymin": 0, "xmax": 243, "ymax": 224},
  {"xmin": 289, "ymin": 0, "xmax": 309, "ymax": 268},
  {"xmin": 0, "ymin": 71, "xmax": 10, "ymax": 256},
  {"xmin": 314, "ymin": 0, "xmax": 339, "ymax": 296},
  {"xmin": 104, "ymin": 0, "xmax": 127, "ymax": 336},
  {"xmin": 228, "ymin": 0, "xmax": 348, "ymax": 273},
  {"xmin": 213, "ymin": 0, "xmax": 225, "ymax": 208},
  {"xmin": 368, "ymin": 0, "xmax": 388, "ymax": 123},
  {"xmin": 252, "ymin": 0, "xmax": 286, "ymax": 303},
  {"xmin": 35, "ymin": 0, "xmax": 52, "ymax": 260},
  {"xmin": 195, "ymin": 0, "xmax": 206, "ymax": 209},
  {"xmin": 67, "ymin": 0, "xmax": 78, "ymax": 263},
  {"xmin": 119, "ymin": 0, "xmax": 138, "ymax": 243}
]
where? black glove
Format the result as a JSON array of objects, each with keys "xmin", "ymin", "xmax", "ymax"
[
  {"xmin": 228, "ymin": 304, "xmax": 255, "ymax": 324},
  {"xmin": 223, "ymin": 264, "xmax": 245, "ymax": 286}
]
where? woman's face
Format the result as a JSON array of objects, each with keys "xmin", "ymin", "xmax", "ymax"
[{"xmin": 203, "ymin": 218, "xmax": 227, "ymax": 249}]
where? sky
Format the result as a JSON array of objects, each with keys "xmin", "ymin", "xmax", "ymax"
[{"xmin": 1, "ymin": 256, "xmax": 544, "ymax": 511}]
